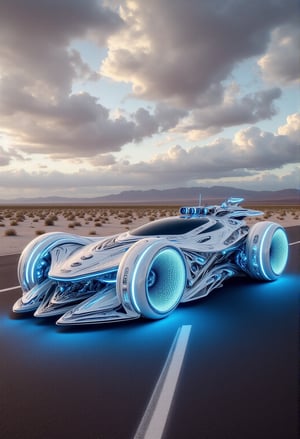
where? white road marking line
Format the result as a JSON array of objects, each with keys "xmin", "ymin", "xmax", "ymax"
[
  {"xmin": 0, "ymin": 285, "xmax": 21, "ymax": 293},
  {"xmin": 289, "ymin": 241, "xmax": 300, "ymax": 246},
  {"xmin": 134, "ymin": 324, "xmax": 192, "ymax": 439}
]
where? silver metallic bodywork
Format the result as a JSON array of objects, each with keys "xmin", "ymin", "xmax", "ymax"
[{"xmin": 12, "ymin": 198, "xmax": 289, "ymax": 325}]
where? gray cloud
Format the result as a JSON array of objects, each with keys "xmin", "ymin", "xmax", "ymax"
[
  {"xmin": 0, "ymin": 145, "xmax": 11, "ymax": 166},
  {"xmin": 0, "ymin": 84, "xmax": 185, "ymax": 157},
  {"xmin": 132, "ymin": 105, "xmax": 187, "ymax": 142},
  {"xmin": 0, "ymin": 141, "xmax": 26, "ymax": 166},
  {"xmin": 0, "ymin": 0, "xmax": 122, "ymax": 95},
  {"xmin": 180, "ymin": 87, "xmax": 282, "ymax": 138},
  {"xmin": 0, "ymin": 114, "xmax": 298, "ymax": 193},
  {"xmin": 102, "ymin": 0, "xmax": 295, "ymax": 107},
  {"xmin": 140, "ymin": 123, "xmax": 299, "ymax": 180},
  {"xmin": 258, "ymin": 23, "xmax": 300, "ymax": 85},
  {"xmin": 0, "ymin": 0, "xmax": 297, "ymax": 179}
]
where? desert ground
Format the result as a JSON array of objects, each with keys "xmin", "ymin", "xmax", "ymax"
[{"xmin": 0, "ymin": 204, "xmax": 299, "ymax": 256}]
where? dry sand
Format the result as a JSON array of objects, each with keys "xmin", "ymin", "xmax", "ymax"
[{"xmin": 0, "ymin": 205, "xmax": 299, "ymax": 256}]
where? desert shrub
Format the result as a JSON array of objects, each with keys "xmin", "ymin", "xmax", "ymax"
[
  {"xmin": 44, "ymin": 217, "xmax": 55, "ymax": 226},
  {"xmin": 121, "ymin": 218, "xmax": 132, "ymax": 225},
  {"xmin": 89, "ymin": 230, "xmax": 97, "ymax": 235},
  {"xmin": 94, "ymin": 222, "xmax": 102, "ymax": 227},
  {"xmin": 10, "ymin": 220, "xmax": 18, "ymax": 226},
  {"xmin": 68, "ymin": 223, "xmax": 75, "ymax": 228},
  {"xmin": 16, "ymin": 213, "xmax": 25, "ymax": 221},
  {"xmin": 263, "ymin": 211, "xmax": 273, "ymax": 219},
  {"xmin": 0, "ymin": 222, "xmax": 4, "ymax": 227},
  {"xmin": 74, "ymin": 221, "xmax": 82, "ymax": 227},
  {"xmin": 35, "ymin": 230, "xmax": 45, "ymax": 236},
  {"xmin": 5, "ymin": 228, "xmax": 17, "ymax": 236}
]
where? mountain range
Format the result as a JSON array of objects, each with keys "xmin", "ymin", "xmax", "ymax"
[{"xmin": 0, "ymin": 186, "xmax": 298, "ymax": 205}]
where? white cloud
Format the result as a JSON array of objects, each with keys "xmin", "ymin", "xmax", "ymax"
[
  {"xmin": 277, "ymin": 113, "xmax": 300, "ymax": 143},
  {"xmin": 0, "ymin": 114, "xmax": 298, "ymax": 195},
  {"xmin": 258, "ymin": 23, "xmax": 300, "ymax": 85},
  {"xmin": 0, "ymin": 0, "xmax": 298, "ymax": 197},
  {"xmin": 0, "ymin": 86, "xmax": 186, "ymax": 157},
  {"xmin": 179, "ymin": 87, "xmax": 282, "ymax": 138}
]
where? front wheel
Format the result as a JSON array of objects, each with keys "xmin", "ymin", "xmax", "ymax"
[
  {"xmin": 246, "ymin": 221, "xmax": 289, "ymax": 281},
  {"xmin": 18, "ymin": 232, "xmax": 92, "ymax": 291},
  {"xmin": 117, "ymin": 239, "xmax": 187, "ymax": 319}
]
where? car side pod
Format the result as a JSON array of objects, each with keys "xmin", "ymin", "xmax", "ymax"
[
  {"xmin": 56, "ymin": 285, "xmax": 140, "ymax": 326},
  {"xmin": 246, "ymin": 221, "xmax": 289, "ymax": 281},
  {"xmin": 117, "ymin": 238, "xmax": 187, "ymax": 319}
]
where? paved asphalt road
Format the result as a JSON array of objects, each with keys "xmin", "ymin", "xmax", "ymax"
[{"xmin": 0, "ymin": 226, "xmax": 299, "ymax": 439}]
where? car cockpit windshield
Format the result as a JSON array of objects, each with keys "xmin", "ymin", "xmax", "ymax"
[{"xmin": 130, "ymin": 217, "xmax": 210, "ymax": 236}]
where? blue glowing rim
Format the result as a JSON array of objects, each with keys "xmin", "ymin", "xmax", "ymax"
[
  {"xmin": 145, "ymin": 248, "xmax": 186, "ymax": 314},
  {"xmin": 269, "ymin": 228, "xmax": 289, "ymax": 276}
]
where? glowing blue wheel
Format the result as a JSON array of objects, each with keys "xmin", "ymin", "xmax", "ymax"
[
  {"xmin": 246, "ymin": 222, "xmax": 289, "ymax": 281},
  {"xmin": 15, "ymin": 232, "xmax": 91, "ymax": 313},
  {"xmin": 117, "ymin": 239, "xmax": 187, "ymax": 319},
  {"xmin": 17, "ymin": 232, "xmax": 62, "ymax": 292}
]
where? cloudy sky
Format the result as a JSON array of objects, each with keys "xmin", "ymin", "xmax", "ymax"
[{"xmin": 0, "ymin": 0, "xmax": 299, "ymax": 199}]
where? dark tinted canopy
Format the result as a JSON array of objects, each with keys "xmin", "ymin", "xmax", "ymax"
[{"xmin": 130, "ymin": 217, "xmax": 210, "ymax": 236}]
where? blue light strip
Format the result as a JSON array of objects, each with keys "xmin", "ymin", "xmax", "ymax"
[
  {"xmin": 24, "ymin": 236, "xmax": 57, "ymax": 287},
  {"xmin": 49, "ymin": 267, "xmax": 118, "ymax": 283},
  {"xmin": 258, "ymin": 223, "xmax": 273, "ymax": 280},
  {"xmin": 130, "ymin": 245, "xmax": 155, "ymax": 313}
]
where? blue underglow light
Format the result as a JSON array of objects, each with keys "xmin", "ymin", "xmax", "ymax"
[{"xmin": 49, "ymin": 268, "xmax": 117, "ymax": 283}]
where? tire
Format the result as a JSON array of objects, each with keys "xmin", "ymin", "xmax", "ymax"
[
  {"xmin": 18, "ymin": 232, "xmax": 91, "ymax": 292},
  {"xmin": 117, "ymin": 238, "xmax": 187, "ymax": 319},
  {"xmin": 246, "ymin": 222, "xmax": 289, "ymax": 281}
]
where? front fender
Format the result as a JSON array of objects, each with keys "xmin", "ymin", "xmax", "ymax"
[{"xmin": 18, "ymin": 232, "xmax": 93, "ymax": 292}]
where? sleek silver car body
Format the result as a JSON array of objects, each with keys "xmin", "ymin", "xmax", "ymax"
[{"xmin": 13, "ymin": 197, "xmax": 289, "ymax": 325}]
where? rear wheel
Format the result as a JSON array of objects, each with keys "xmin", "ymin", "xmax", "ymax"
[{"xmin": 246, "ymin": 222, "xmax": 289, "ymax": 281}]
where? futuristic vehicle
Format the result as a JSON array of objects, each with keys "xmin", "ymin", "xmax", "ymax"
[{"xmin": 13, "ymin": 197, "xmax": 289, "ymax": 326}]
